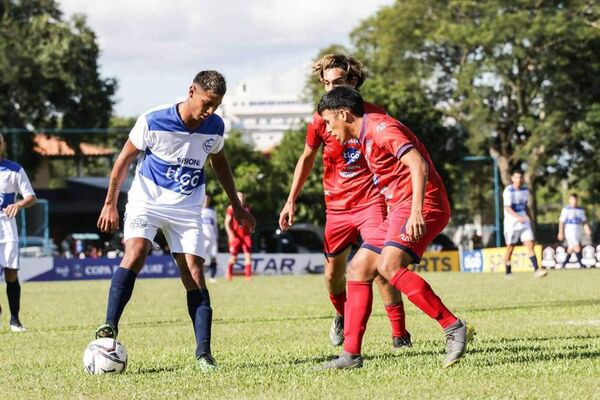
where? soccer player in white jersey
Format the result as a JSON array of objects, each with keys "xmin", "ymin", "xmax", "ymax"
[
  {"xmin": 96, "ymin": 71, "xmax": 256, "ymax": 370},
  {"xmin": 558, "ymin": 193, "xmax": 592, "ymax": 266},
  {"xmin": 0, "ymin": 133, "xmax": 37, "ymax": 332},
  {"xmin": 201, "ymin": 195, "xmax": 219, "ymax": 282},
  {"xmin": 502, "ymin": 170, "xmax": 548, "ymax": 278}
]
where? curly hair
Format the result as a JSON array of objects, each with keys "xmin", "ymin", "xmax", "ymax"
[{"xmin": 312, "ymin": 54, "xmax": 367, "ymax": 89}]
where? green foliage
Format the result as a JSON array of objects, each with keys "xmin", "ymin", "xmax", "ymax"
[
  {"xmin": 3, "ymin": 271, "xmax": 600, "ymax": 398},
  {"xmin": 0, "ymin": 0, "xmax": 116, "ymax": 172}
]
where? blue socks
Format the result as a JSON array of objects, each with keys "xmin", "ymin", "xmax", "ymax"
[
  {"xmin": 529, "ymin": 255, "xmax": 539, "ymax": 271},
  {"xmin": 187, "ymin": 289, "xmax": 212, "ymax": 357},
  {"xmin": 6, "ymin": 279, "xmax": 20, "ymax": 322},
  {"xmin": 105, "ymin": 268, "xmax": 138, "ymax": 330},
  {"xmin": 209, "ymin": 260, "xmax": 217, "ymax": 279}
]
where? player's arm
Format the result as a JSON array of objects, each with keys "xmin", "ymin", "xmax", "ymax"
[
  {"xmin": 209, "ymin": 149, "xmax": 256, "ymax": 232},
  {"xmin": 4, "ymin": 195, "xmax": 36, "ymax": 219},
  {"xmin": 97, "ymin": 139, "xmax": 140, "ymax": 233},
  {"xmin": 399, "ymin": 148, "xmax": 429, "ymax": 242},
  {"xmin": 279, "ymin": 144, "xmax": 319, "ymax": 230},
  {"xmin": 504, "ymin": 205, "xmax": 526, "ymax": 223},
  {"xmin": 557, "ymin": 221, "xmax": 565, "ymax": 241}
]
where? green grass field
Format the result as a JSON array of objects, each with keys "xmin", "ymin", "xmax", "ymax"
[{"xmin": 1, "ymin": 270, "xmax": 600, "ymax": 399}]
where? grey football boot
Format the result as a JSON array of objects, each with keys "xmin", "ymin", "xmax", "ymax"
[
  {"xmin": 442, "ymin": 319, "xmax": 476, "ymax": 368},
  {"xmin": 318, "ymin": 351, "xmax": 363, "ymax": 370},
  {"xmin": 329, "ymin": 314, "xmax": 344, "ymax": 346}
]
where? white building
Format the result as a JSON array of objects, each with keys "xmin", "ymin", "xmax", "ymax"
[{"xmin": 220, "ymin": 82, "xmax": 313, "ymax": 152}]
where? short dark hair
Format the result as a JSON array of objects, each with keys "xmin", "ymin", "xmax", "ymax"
[
  {"xmin": 193, "ymin": 70, "xmax": 227, "ymax": 96},
  {"xmin": 317, "ymin": 86, "xmax": 365, "ymax": 116},
  {"xmin": 511, "ymin": 168, "xmax": 524, "ymax": 176},
  {"xmin": 569, "ymin": 193, "xmax": 578, "ymax": 199}
]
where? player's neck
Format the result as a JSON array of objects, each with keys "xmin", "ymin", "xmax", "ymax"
[
  {"xmin": 177, "ymin": 101, "xmax": 203, "ymax": 131},
  {"xmin": 350, "ymin": 116, "xmax": 363, "ymax": 139}
]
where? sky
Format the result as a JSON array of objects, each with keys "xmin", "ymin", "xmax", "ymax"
[{"xmin": 57, "ymin": 0, "xmax": 394, "ymax": 117}]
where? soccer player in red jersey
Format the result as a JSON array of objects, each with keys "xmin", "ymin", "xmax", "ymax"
[
  {"xmin": 225, "ymin": 191, "xmax": 253, "ymax": 281},
  {"xmin": 279, "ymin": 54, "xmax": 410, "ymax": 348},
  {"xmin": 317, "ymin": 86, "xmax": 475, "ymax": 369}
]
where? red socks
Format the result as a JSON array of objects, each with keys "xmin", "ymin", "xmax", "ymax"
[
  {"xmin": 389, "ymin": 268, "xmax": 456, "ymax": 329},
  {"xmin": 384, "ymin": 302, "xmax": 408, "ymax": 337},
  {"xmin": 226, "ymin": 262, "xmax": 234, "ymax": 281},
  {"xmin": 343, "ymin": 281, "xmax": 373, "ymax": 355},
  {"xmin": 244, "ymin": 263, "xmax": 252, "ymax": 278},
  {"xmin": 329, "ymin": 291, "xmax": 347, "ymax": 316}
]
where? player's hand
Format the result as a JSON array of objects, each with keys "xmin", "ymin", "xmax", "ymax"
[
  {"xmin": 4, "ymin": 203, "xmax": 21, "ymax": 219},
  {"xmin": 557, "ymin": 232, "xmax": 564, "ymax": 242},
  {"xmin": 518, "ymin": 215, "xmax": 527, "ymax": 224},
  {"xmin": 406, "ymin": 212, "xmax": 426, "ymax": 242},
  {"xmin": 97, "ymin": 204, "xmax": 119, "ymax": 233},
  {"xmin": 279, "ymin": 201, "xmax": 295, "ymax": 231},
  {"xmin": 233, "ymin": 206, "xmax": 256, "ymax": 233}
]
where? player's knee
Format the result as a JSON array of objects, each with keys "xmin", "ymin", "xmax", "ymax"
[
  {"xmin": 3, "ymin": 268, "xmax": 18, "ymax": 282},
  {"xmin": 379, "ymin": 259, "xmax": 402, "ymax": 280}
]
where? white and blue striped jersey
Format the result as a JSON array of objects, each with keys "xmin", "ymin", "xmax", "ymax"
[
  {"xmin": 503, "ymin": 184, "xmax": 530, "ymax": 231},
  {"xmin": 201, "ymin": 207, "xmax": 218, "ymax": 241},
  {"xmin": 559, "ymin": 206, "xmax": 586, "ymax": 226},
  {"xmin": 0, "ymin": 159, "xmax": 35, "ymax": 242},
  {"xmin": 127, "ymin": 104, "xmax": 225, "ymax": 211}
]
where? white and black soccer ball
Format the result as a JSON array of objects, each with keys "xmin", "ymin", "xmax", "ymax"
[{"xmin": 83, "ymin": 338, "xmax": 128, "ymax": 374}]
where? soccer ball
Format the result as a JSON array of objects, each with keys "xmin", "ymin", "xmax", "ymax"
[{"xmin": 83, "ymin": 338, "xmax": 128, "ymax": 374}]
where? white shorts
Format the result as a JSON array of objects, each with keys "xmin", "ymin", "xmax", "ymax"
[
  {"xmin": 504, "ymin": 227, "xmax": 534, "ymax": 245},
  {"xmin": 124, "ymin": 205, "xmax": 206, "ymax": 259},
  {"xmin": 564, "ymin": 227, "xmax": 582, "ymax": 247},
  {"xmin": 0, "ymin": 241, "xmax": 19, "ymax": 269},
  {"xmin": 203, "ymin": 238, "xmax": 217, "ymax": 259}
]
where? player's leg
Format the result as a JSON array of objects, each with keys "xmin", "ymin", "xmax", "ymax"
[
  {"xmin": 374, "ymin": 275, "xmax": 411, "ymax": 347},
  {"xmin": 167, "ymin": 215, "xmax": 216, "ymax": 369},
  {"xmin": 226, "ymin": 240, "xmax": 240, "ymax": 281},
  {"xmin": 4, "ymin": 267, "xmax": 24, "ymax": 332},
  {"xmin": 97, "ymin": 237, "xmax": 151, "ymax": 338},
  {"xmin": 357, "ymin": 202, "xmax": 410, "ymax": 347},
  {"xmin": 319, "ymin": 248, "xmax": 379, "ymax": 369},
  {"xmin": 323, "ymin": 209, "xmax": 357, "ymax": 346},
  {"xmin": 324, "ymin": 248, "xmax": 351, "ymax": 346},
  {"xmin": 2, "ymin": 241, "xmax": 25, "ymax": 332},
  {"xmin": 172, "ymin": 252, "xmax": 215, "ymax": 369},
  {"xmin": 242, "ymin": 236, "xmax": 252, "ymax": 280},
  {"xmin": 524, "ymin": 238, "xmax": 547, "ymax": 278},
  {"xmin": 377, "ymin": 210, "xmax": 474, "ymax": 368}
]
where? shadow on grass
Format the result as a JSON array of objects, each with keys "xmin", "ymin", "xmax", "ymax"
[
  {"xmin": 134, "ymin": 365, "xmax": 182, "ymax": 374},
  {"xmin": 462, "ymin": 298, "xmax": 600, "ymax": 314}
]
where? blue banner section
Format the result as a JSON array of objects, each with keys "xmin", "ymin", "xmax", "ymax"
[
  {"xmin": 28, "ymin": 256, "xmax": 180, "ymax": 281},
  {"xmin": 461, "ymin": 250, "xmax": 483, "ymax": 273}
]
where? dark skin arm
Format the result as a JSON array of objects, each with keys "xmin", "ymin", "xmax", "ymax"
[{"xmin": 97, "ymin": 139, "xmax": 140, "ymax": 233}]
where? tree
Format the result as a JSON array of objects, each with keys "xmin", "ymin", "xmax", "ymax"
[
  {"xmin": 0, "ymin": 0, "xmax": 116, "ymax": 172},
  {"xmin": 341, "ymin": 0, "xmax": 599, "ymax": 222}
]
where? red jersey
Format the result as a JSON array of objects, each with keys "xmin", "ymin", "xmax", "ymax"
[
  {"xmin": 306, "ymin": 102, "xmax": 386, "ymax": 211},
  {"xmin": 226, "ymin": 205, "xmax": 252, "ymax": 238},
  {"xmin": 359, "ymin": 113, "xmax": 450, "ymax": 214}
]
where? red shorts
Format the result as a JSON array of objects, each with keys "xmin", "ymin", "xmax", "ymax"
[
  {"xmin": 362, "ymin": 208, "xmax": 450, "ymax": 263},
  {"xmin": 324, "ymin": 202, "xmax": 387, "ymax": 257},
  {"xmin": 229, "ymin": 235, "xmax": 252, "ymax": 256}
]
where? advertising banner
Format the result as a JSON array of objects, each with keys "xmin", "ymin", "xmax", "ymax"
[
  {"xmin": 410, "ymin": 250, "xmax": 460, "ymax": 272},
  {"xmin": 22, "ymin": 253, "xmax": 326, "ymax": 282},
  {"xmin": 479, "ymin": 245, "xmax": 543, "ymax": 273}
]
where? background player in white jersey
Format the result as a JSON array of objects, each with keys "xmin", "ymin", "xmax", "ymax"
[
  {"xmin": 558, "ymin": 193, "xmax": 592, "ymax": 266},
  {"xmin": 0, "ymin": 133, "xmax": 37, "ymax": 332},
  {"xmin": 96, "ymin": 71, "xmax": 255, "ymax": 370},
  {"xmin": 502, "ymin": 170, "xmax": 547, "ymax": 278},
  {"xmin": 201, "ymin": 195, "xmax": 219, "ymax": 282}
]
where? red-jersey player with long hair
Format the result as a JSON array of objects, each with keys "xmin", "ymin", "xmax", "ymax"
[{"xmin": 279, "ymin": 54, "xmax": 410, "ymax": 348}]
